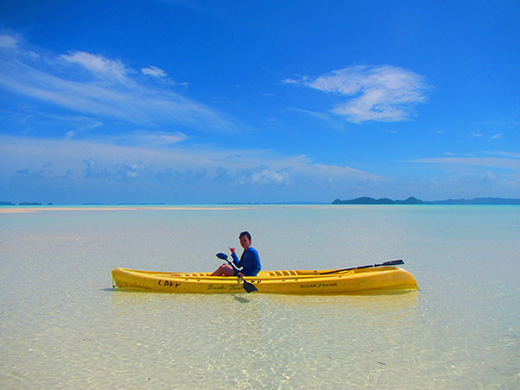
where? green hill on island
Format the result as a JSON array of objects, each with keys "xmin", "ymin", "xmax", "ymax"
[{"xmin": 332, "ymin": 197, "xmax": 520, "ymax": 205}]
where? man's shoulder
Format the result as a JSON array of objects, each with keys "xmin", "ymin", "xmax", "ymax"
[{"xmin": 247, "ymin": 247, "xmax": 259, "ymax": 256}]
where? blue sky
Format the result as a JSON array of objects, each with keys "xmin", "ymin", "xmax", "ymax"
[{"xmin": 1, "ymin": 0, "xmax": 519, "ymax": 204}]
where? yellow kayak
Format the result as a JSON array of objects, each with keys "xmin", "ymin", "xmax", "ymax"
[{"xmin": 111, "ymin": 261, "xmax": 418, "ymax": 295}]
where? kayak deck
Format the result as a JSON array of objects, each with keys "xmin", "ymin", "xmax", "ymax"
[{"xmin": 112, "ymin": 266, "xmax": 418, "ymax": 295}]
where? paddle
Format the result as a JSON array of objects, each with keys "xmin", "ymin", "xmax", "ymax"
[
  {"xmin": 318, "ymin": 259, "xmax": 405, "ymax": 275},
  {"xmin": 216, "ymin": 253, "xmax": 258, "ymax": 293}
]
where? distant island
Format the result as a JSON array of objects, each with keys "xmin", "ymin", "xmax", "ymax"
[
  {"xmin": 0, "ymin": 201, "xmax": 52, "ymax": 206},
  {"xmin": 332, "ymin": 197, "xmax": 520, "ymax": 205},
  {"xmin": 1, "ymin": 198, "xmax": 519, "ymax": 206}
]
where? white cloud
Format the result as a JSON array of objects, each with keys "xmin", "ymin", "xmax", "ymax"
[
  {"xmin": 479, "ymin": 171, "xmax": 498, "ymax": 182},
  {"xmin": 0, "ymin": 33, "xmax": 20, "ymax": 49},
  {"xmin": 141, "ymin": 65, "xmax": 168, "ymax": 78},
  {"xmin": 0, "ymin": 135, "xmax": 383, "ymax": 193},
  {"xmin": 409, "ymin": 156, "xmax": 520, "ymax": 170},
  {"xmin": 61, "ymin": 51, "xmax": 129, "ymax": 79},
  {"xmin": 489, "ymin": 151, "xmax": 520, "ymax": 159},
  {"xmin": 312, "ymin": 163, "xmax": 378, "ymax": 178},
  {"xmin": 66, "ymin": 119, "xmax": 104, "ymax": 139},
  {"xmin": 285, "ymin": 107, "xmax": 338, "ymax": 125},
  {"xmin": 250, "ymin": 168, "xmax": 288, "ymax": 185},
  {"xmin": 289, "ymin": 65, "xmax": 429, "ymax": 123},
  {"xmin": 108, "ymin": 131, "xmax": 188, "ymax": 146},
  {"xmin": 0, "ymin": 33, "xmax": 233, "ymax": 131},
  {"xmin": 472, "ymin": 131, "xmax": 503, "ymax": 140},
  {"xmin": 281, "ymin": 77, "xmax": 302, "ymax": 85}
]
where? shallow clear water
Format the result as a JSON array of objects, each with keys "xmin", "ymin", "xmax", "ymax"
[{"xmin": 1, "ymin": 205, "xmax": 519, "ymax": 389}]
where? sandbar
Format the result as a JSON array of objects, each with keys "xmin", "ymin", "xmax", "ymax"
[{"xmin": 0, "ymin": 206, "xmax": 252, "ymax": 213}]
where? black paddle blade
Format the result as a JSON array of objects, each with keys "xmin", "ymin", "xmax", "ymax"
[
  {"xmin": 379, "ymin": 259, "xmax": 404, "ymax": 266},
  {"xmin": 243, "ymin": 281, "xmax": 258, "ymax": 293},
  {"xmin": 238, "ymin": 275, "xmax": 258, "ymax": 293},
  {"xmin": 216, "ymin": 252, "xmax": 228, "ymax": 260}
]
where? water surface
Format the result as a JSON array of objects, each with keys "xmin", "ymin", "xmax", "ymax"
[{"xmin": 1, "ymin": 205, "xmax": 519, "ymax": 389}]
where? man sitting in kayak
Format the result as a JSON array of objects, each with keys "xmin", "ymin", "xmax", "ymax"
[{"xmin": 211, "ymin": 231, "xmax": 261, "ymax": 277}]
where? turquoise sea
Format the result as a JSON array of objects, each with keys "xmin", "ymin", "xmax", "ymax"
[{"xmin": 1, "ymin": 205, "xmax": 519, "ymax": 389}]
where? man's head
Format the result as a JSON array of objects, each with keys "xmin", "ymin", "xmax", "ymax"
[
  {"xmin": 239, "ymin": 231, "xmax": 252, "ymax": 249},
  {"xmin": 239, "ymin": 231, "xmax": 251, "ymax": 241}
]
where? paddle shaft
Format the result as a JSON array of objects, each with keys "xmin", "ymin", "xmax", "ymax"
[
  {"xmin": 216, "ymin": 253, "xmax": 258, "ymax": 293},
  {"xmin": 319, "ymin": 259, "xmax": 405, "ymax": 275}
]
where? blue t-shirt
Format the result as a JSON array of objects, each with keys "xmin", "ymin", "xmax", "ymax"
[{"xmin": 231, "ymin": 247, "xmax": 261, "ymax": 276}]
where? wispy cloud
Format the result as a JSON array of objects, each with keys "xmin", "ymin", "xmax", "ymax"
[
  {"xmin": 284, "ymin": 107, "xmax": 344, "ymax": 129},
  {"xmin": 61, "ymin": 51, "xmax": 130, "ymax": 79},
  {"xmin": 477, "ymin": 111, "xmax": 520, "ymax": 128},
  {"xmin": 409, "ymin": 155, "xmax": 520, "ymax": 171},
  {"xmin": 285, "ymin": 65, "xmax": 430, "ymax": 123},
  {"xmin": 470, "ymin": 131, "xmax": 504, "ymax": 140},
  {"xmin": 398, "ymin": 153, "xmax": 520, "ymax": 198},
  {"xmin": 0, "ymin": 33, "xmax": 19, "ymax": 49},
  {"xmin": 0, "ymin": 33, "xmax": 232, "ymax": 131},
  {"xmin": 0, "ymin": 135, "xmax": 384, "ymax": 194},
  {"xmin": 488, "ymin": 151, "xmax": 520, "ymax": 159},
  {"xmin": 106, "ymin": 131, "xmax": 188, "ymax": 146}
]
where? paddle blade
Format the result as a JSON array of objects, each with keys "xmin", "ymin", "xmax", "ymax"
[
  {"xmin": 379, "ymin": 259, "xmax": 404, "ymax": 267},
  {"xmin": 216, "ymin": 253, "xmax": 228, "ymax": 261},
  {"xmin": 238, "ymin": 275, "xmax": 258, "ymax": 293},
  {"xmin": 243, "ymin": 281, "xmax": 258, "ymax": 293}
]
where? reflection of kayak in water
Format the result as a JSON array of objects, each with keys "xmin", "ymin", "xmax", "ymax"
[{"xmin": 111, "ymin": 259, "xmax": 418, "ymax": 295}]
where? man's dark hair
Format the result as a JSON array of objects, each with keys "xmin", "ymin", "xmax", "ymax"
[{"xmin": 239, "ymin": 231, "xmax": 251, "ymax": 241}]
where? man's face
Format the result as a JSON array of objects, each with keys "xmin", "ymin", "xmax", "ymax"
[{"xmin": 240, "ymin": 235, "xmax": 251, "ymax": 249}]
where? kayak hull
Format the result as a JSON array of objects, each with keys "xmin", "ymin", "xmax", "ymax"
[{"xmin": 111, "ymin": 266, "xmax": 418, "ymax": 295}]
